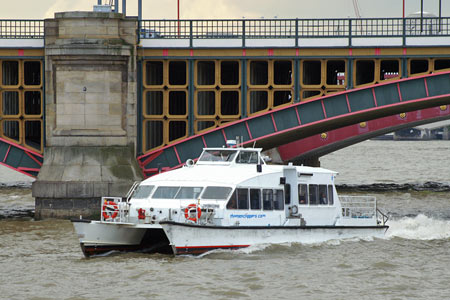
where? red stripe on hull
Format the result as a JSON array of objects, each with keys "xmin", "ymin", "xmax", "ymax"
[{"xmin": 175, "ymin": 244, "xmax": 250, "ymax": 255}]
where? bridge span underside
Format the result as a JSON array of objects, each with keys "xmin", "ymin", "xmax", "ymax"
[
  {"xmin": 276, "ymin": 105, "xmax": 450, "ymax": 163},
  {"xmin": 138, "ymin": 71, "xmax": 450, "ymax": 177}
]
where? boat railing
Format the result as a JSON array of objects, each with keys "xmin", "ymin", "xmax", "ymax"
[
  {"xmin": 126, "ymin": 181, "xmax": 141, "ymax": 202},
  {"xmin": 376, "ymin": 208, "xmax": 389, "ymax": 226},
  {"xmin": 340, "ymin": 196, "xmax": 377, "ymax": 219},
  {"xmin": 100, "ymin": 196, "xmax": 129, "ymax": 223}
]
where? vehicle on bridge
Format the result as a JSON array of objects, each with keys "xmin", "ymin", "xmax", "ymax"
[{"xmin": 72, "ymin": 145, "xmax": 389, "ymax": 257}]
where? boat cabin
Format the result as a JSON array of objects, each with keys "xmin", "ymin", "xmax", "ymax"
[{"xmin": 102, "ymin": 147, "xmax": 379, "ymax": 228}]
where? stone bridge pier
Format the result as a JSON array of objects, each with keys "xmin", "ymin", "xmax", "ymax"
[{"xmin": 32, "ymin": 12, "xmax": 143, "ymax": 219}]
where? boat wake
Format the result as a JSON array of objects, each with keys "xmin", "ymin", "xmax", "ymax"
[
  {"xmin": 199, "ymin": 215, "xmax": 450, "ymax": 257},
  {"xmin": 386, "ymin": 214, "xmax": 450, "ymax": 240}
]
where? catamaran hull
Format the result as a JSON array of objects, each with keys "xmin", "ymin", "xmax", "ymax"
[
  {"xmin": 160, "ymin": 222, "xmax": 389, "ymax": 255},
  {"xmin": 71, "ymin": 220, "xmax": 172, "ymax": 257}
]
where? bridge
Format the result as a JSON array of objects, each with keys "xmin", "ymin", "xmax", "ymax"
[{"xmin": 1, "ymin": 11, "xmax": 450, "ymax": 218}]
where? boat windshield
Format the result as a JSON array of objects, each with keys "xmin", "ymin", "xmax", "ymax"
[
  {"xmin": 201, "ymin": 186, "xmax": 232, "ymax": 200},
  {"xmin": 132, "ymin": 185, "xmax": 154, "ymax": 199},
  {"xmin": 152, "ymin": 186, "xmax": 203, "ymax": 199},
  {"xmin": 175, "ymin": 187, "xmax": 203, "ymax": 199},
  {"xmin": 198, "ymin": 150, "xmax": 237, "ymax": 163},
  {"xmin": 236, "ymin": 151, "xmax": 259, "ymax": 164}
]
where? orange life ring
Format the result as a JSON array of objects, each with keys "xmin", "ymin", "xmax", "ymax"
[
  {"xmin": 102, "ymin": 200, "xmax": 119, "ymax": 220},
  {"xmin": 184, "ymin": 203, "xmax": 201, "ymax": 222}
]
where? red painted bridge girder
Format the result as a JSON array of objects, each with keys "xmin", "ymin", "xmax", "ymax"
[
  {"xmin": 0, "ymin": 137, "xmax": 43, "ymax": 178},
  {"xmin": 276, "ymin": 105, "xmax": 450, "ymax": 162}
]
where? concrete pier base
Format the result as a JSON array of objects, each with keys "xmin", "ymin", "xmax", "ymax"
[{"xmin": 32, "ymin": 146, "xmax": 143, "ymax": 219}]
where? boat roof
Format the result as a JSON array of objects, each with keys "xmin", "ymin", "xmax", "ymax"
[{"xmin": 141, "ymin": 163, "xmax": 337, "ymax": 187}]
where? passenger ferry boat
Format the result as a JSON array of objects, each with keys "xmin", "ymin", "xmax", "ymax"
[{"xmin": 72, "ymin": 146, "xmax": 389, "ymax": 257}]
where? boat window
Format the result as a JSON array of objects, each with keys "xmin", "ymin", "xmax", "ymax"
[
  {"xmin": 274, "ymin": 189, "xmax": 284, "ymax": 210},
  {"xmin": 309, "ymin": 184, "xmax": 318, "ymax": 205},
  {"xmin": 226, "ymin": 190, "xmax": 237, "ymax": 209},
  {"xmin": 236, "ymin": 151, "xmax": 259, "ymax": 164},
  {"xmin": 175, "ymin": 187, "xmax": 203, "ymax": 199},
  {"xmin": 285, "ymin": 184, "xmax": 291, "ymax": 204},
  {"xmin": 152, "ymin": 186, "xmax": 179, "ymax": 199},
  {"xmin": 319, "ymin": 185, "xmax": 328, "ymax": 205},
  {"xmin": 250, "ymin": 189, "xmax": 261, "ymax": 210},
  {"xmin": 198, "ymin": 149, "xmax": 237, "ymax": 162},
  {"xmin": 132, "ymin": 185, "xmax": 154, "ymax": 199},
  {"xmin": 202, "ymin": 186, "xmax": 232, "ymax": 200},
  {"xmin": 298, "ymin": 184, "xmax": 308, "ymax": 205},
  {"xmin": 263, "ymin": 189, "xmax": 273, "ymax": 210},
  {"xmin": 237, "ymin": 188, "xmax": 249, "ymax": 209},
  {"xmin": 328, "ymin": 185, "xmax": 334, "ymax": 205}
]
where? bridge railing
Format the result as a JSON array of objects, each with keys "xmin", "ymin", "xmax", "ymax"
[
  {"xmin": 140, "ymin": 17, "xmax": 450, "ymax": 40},
  {"xmin": 0, "ymin": 20, "xmax": 44, "ymax": 38}
]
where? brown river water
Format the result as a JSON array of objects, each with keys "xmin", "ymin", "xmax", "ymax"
[{"xmin": 0, "ymin": 140, "xmax": 449, "ymax": 299}]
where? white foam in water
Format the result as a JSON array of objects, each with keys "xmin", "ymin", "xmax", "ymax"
[
  {"xmin": 386, "ymin": 214, "xmax": 450, "ymax": 240},
  {"xmin": 236, "ymin": 243, "xmax": 272, "ymax": 254}
]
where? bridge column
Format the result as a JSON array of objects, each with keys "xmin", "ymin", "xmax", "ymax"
[{"xmin": 32, "ymin": 11, "xmax": 143, "ymax": 219}]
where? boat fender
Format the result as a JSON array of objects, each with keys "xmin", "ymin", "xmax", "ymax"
[
  {"xmin": 185, "ymin": 159, "xmax": 195, "ymax": 167},
  {"xmin": 184, "ymin": 203, "xmax": 202, "ymax": 222},
  {"xmin": 102, "ymin": 200, "xmax": 119, "ymax": 220},
  {"xmin": 138, "ymin": 208, "xmax": 146, "ymax": 220}
]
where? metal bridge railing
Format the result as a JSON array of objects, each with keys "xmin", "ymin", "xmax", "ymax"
[
  {"xmin": 140, "ymin": 17, "xmax": 450, "ymax": 41},
  {"xmin": 1, "ymin": 17, "xmax": 448, "ymax": 41},
  {"xmin": 0, "ymin": 20, "xmax": 44, "ymax": 38}
]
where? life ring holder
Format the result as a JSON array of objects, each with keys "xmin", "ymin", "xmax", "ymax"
[
  {"xmin": 184, "ymin": 203, "xmax": 201, "ymax": 222},
  {"xmin": 102, "ymin": 200, "xmax": 119, "ymax": 220}
]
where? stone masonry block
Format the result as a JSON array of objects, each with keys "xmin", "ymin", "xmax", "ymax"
[
  {"xmin": 67, "ymin": 182, "xmax": 94, "ymax": 198},
  {"xmin": 32, "ymin": 181, "xmax": 54, "ymax": 198},
  {"xmin": 109, "ymin": 81, "xmax": 123, "ymax": 93},
  {"xmin": 109, "ymin": 103, "xmax": 122, "ymax": 115},
  {"xmin": 85, "ymin": 103, "xmax": 110, "ymax": 114},
  {"xmin": 119, "ymin": 19, "xmax": 137, "ymax": 28},
  {"xmin": 58, "ymin": 92, "xmax": 85, "ymax": 105},
  {"xmin": 107, "ymin": 26, "xmax": 119, "ymax": 35},
  {"xmin": 56, "ymin": 114, "xmax": 85, "ymax": 128},
  {"xmin": 62, "ymin": 165, "xmax": 83, "ymax": 180},
  {"xmin": 51, "ymin": 198, "xmax": 74, "ymax": 209},
  {"xmin": 93, "ymin": 182, "xmax": 109, "ymax": 197},
  {"xmin": 64, "ymin": 103, "xmax": 85, "ymax": 115},
  {"xmin": 73, "ymin": 198, "xmax": 88, "ymax": 209},
  {"xmin": 87, "ymin": 197, "xmax": 102, "ymax": 209},
  {"xmin": 79, "ymin": 165, "xmax": 102, "ymax": 180},
  {"xmin": 53, "ymin": 182, "xmax": 68, "ymax": 198}
]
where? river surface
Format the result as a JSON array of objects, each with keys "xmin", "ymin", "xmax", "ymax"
[{"xmin": 0, "ymin": 140, "xmax": 449, "ymax": 299}]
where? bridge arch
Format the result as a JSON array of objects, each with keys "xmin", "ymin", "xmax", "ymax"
[{"xmin": 137, "ymin": 71, "xmax": 450, "ymax": 177}]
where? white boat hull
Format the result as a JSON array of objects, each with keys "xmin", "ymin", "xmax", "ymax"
[
  {"xmin": 160, "ymin": 222, "xmax": 389, "ymax": 255},
  {"xmin": 72, "ymin": 220, "xmax": 171, "ymax": 257}
]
